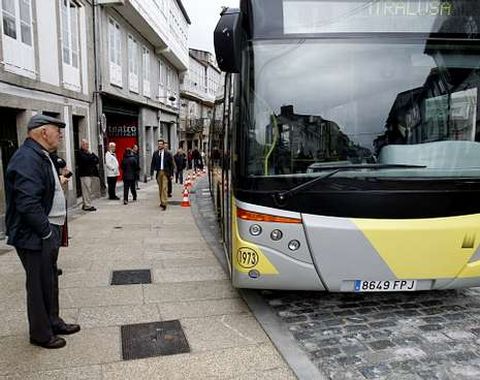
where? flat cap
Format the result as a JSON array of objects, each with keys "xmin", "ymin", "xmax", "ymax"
[{"xmin": 27, "ymin": 114, "xmax": 66, "ymax": 130}]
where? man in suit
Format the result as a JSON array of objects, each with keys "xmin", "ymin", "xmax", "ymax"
[
  {"xmin": 150, "ymin": 139, "xmax": 174, "ymax": 210},
  {"xmin": 5, "ymin": 114, "xmax": 81, "ymax": 349}
]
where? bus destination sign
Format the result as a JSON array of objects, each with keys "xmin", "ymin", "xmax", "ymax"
[
  {"xmin": 283, "ymin": 0, "xmax": 458, "ymax": 35},
  {"xmin": 368, "ymin": 1, "xmax": 453, "ymax": 17}
]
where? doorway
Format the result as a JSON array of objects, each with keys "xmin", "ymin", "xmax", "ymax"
[
  {"xmin": 0, "ymin": 108, "xmax": 19, "ymax": 183},
  {"xmin": 73, "ymin": 116, "xmax": 82, "ymax": 197}
]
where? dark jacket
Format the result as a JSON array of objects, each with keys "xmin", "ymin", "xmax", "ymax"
[
  {"xmin": 150, "ymin": 149, "xmax": 174, "ymax": 178},
  {"xmin": 77, "ymin": 149, "xmax": 99, "ymax": 177},
  {"xmin": 5, "ymin": 138, "xmax": 56, "ymax": 250},
  {"xmin": 122, "ymin": 152, "xmax": 139, "ymax": 181},
  {"xmin": 173, "ymin": 152, "xmax": 187, "ymax": 171}
]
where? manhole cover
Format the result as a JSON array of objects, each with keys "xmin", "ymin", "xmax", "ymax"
[
  {"xmin": 111, "ymin": 269, "xmax": 151, "ymax": 285},
  {"xmin": 121, "ymin": 320, "xmax": 190, "ymax": 360},
  {"xmin": 168, "ymin": 201, "xmax": 182, "ymax": 206}
]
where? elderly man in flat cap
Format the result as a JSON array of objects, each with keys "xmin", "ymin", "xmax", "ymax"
[{"xmin": 5, "ymin": 114, "xmax": 80, "ymax": 349}]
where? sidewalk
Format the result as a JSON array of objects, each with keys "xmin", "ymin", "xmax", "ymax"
[{"xmin": 0, "ymin": 176, "xmax": 295, "ymax": 379}]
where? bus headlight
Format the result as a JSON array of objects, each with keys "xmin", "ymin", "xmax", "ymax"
[
  {"xmin": 270, "ymin": 229, "xmax": 283, "ymax": 241},
  {"xmin": 288, "ymin": 240, "xmax": 301, "ymax": 251},
  {"xmin": 249, "ymin": 224, "xmax": 262, "ymax": 236}
]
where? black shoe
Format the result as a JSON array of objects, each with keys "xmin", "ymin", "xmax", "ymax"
[
  {"xmin": 114, "ymin": 196, "xmax": 120, "ymax": 200},
  {"xmin": 53, "ymin": 323, "xmax": 81, "ymax": 335},
  {"xmin": 160, "ymin": 205, "xmax": 167, "ymax": 210},
  {"xmin": 123, "ymin": 201, "xmax": 128, "ymax": 205},
  {"xmin": 30, "ymin": 336, "xmax": 66, "ymax": 349},
  {"xmin": 168, "ymin": 194, "xmax": 172, "ymax": 198},
  {"xmin": 57, "ymin": 268, "xmax": 63, "ymax": 276},
  {"xmin": 82, "ymin": 206, "xmax": 96, "ymax": 211}
]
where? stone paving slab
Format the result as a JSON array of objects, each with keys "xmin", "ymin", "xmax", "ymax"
[
  {"xmin": 3, "ymin": 365, "xmax": 102, "ymax": 380},
  {"xmin": 144, "ymin": 280, "xmax": 240, "ymax": 303},
  {"xmin": 181, "ymin": 314, "xmax": 270, "ymax": 352},
  {"xmin": 228, "ymin": 367, "xmax": 297, "ymax": 380},
  {"xmin": 77, "ymin": 304, "xmax": 161, "ymax": 329},
  {"xmin": 60, "ymin": 285, "xmax": 144, "ymax": 308},
  {"xmin": 101, "ymin": 343, "xmax": 289, "ymax": 380},
  {"xmin": 144, "ymin": 249, "xmax": 211, "ymax": 261},
  {"xmin": 0, "ymin": 327, "xmax": 120, "ymax": 375},
  {"xmin": 60, "ymin": 269, "xmax": 112, "ymax": 288},
  {"xmin": 151, "ymin": 257, "xmax": 220, "ymax": 269},
  {"xmin": 0, "ymin": 273, "xmax": 24, "ymax": 294},
  {"xmin": 152, "ymin": 265, "xmax": 228, "ymax": 283},
  {"xmin": 159, "ymin": 298, "xmax": 250, "ymax": 320},
  {"xmin": 89, "ymin": 258, "xmax": 152, "ymax": 270}
]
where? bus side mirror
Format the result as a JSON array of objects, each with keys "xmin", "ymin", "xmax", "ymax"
[{"xmin": 214, "ymin": 8, "xmax": 242, "ymax": 73}]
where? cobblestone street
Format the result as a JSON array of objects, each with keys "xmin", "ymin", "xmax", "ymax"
[{"xmin": 264, "ymin": 289, "xmax": 480, "ymax": 379}]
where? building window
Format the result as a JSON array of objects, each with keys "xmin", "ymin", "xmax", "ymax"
[
  {"xmin": 108, "ymin": 18, "xmax": 122, "ymax": 87},
  {"xmin": 2, "ymin": 0, "xmax": 32, "ymax": 45},
  {"xmin": 128, "ymin": 35, "xmax": 139, "ymax": 93},
  {"xmin": 158, "ymin": 59, "xmax": 165, "ymax": 100},
  {"xmin": 142, "ymin": 47, "xmax": 150, "ymax": 98},
  {"xmin": 61, "ymin": 0, "xmax": 79, "ymax": 68},
  {"xmin": 1, "ymin": 0, "xmax": 35, "ymax": 78}
]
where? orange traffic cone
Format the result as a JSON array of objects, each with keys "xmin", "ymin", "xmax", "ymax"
[
  {"xmin": 192, "ymin": 172, "xmax": 196, "ymax": 181},
  {"xmin": 185, "ymin": 174, "xmax": 191, "ymax": 189},
  {"xmin": 181, "ymin": 187, "xmax": 190, "ymax": 207}
]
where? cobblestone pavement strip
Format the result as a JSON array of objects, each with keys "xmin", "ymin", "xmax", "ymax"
[{"xmin": 192, "ymin": 177, "xmax": 480, "ymax": 380}]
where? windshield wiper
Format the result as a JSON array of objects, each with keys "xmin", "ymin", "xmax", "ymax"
[{"xmin": 272, "ymin": 164, "xmax": 427, "ymax": 207}]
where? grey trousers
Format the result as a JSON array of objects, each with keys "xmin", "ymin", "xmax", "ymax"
[{"xmin": 16, "ymin": 225, "xmax": 64, "ymax": 342}]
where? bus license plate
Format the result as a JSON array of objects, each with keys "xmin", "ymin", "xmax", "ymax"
[{"xmin": 354, "ymin": 280, "xmax": 417, "ymax": 292}]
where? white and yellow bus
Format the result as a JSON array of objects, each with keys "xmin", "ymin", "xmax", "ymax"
[{"xmin": 211, "ymin": 0, "xmax": 480, "ymax": 292}]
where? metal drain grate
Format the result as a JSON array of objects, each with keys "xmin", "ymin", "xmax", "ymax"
[
  {"xmin": 121, "ymin": 320, "xmax": 190, "ymax": 360},
  {"xmin": 111, "ymin": 269, "xmax": 151, "ymax": 285}
]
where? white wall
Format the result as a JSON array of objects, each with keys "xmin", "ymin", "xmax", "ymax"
[{"xmin": 36, "ymin": 0, "xmax": 60, "ymax": 86}]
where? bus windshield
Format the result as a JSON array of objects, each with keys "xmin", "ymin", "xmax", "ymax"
[{"xmin": 245, "ymin": 38, "xmax": 480, "ymax": 179}]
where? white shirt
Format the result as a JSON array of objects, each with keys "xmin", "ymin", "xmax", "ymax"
[
  {"xmin": 105, "ymin": 151, "xmax": 119, "ymax": 177},
  {"xmin": 45, "ymin": 152, "xmax": 66, "ymax": 226},
  {"xmin": 160, "ymin": 150, "xmax": 164, "ymax": 171}
]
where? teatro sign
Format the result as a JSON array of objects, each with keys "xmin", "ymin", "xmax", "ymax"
[{"xmin": 107, "ymin": 125, "xmax": 138, "ymax": 137}]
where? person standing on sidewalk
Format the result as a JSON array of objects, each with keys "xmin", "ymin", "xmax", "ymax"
[
  {"xmin": 165, "ymin": 142, "xmax": 173, "ymax": 197},
  {"xmin": 105, "ymin": 142, "xmax": 120, "ymax": 200},
  {"xmin": 174, "ymin": 147, "xmax": 186, "ymax": 185},
  {"xmin": 121, "ymin": 148, "xmax": 139, "ymax": 205},
  {"xmin": 132, "ymin": 144, "xmax": 140, "ymax": 190},
  {"xmin": 150, "ymin": 139, "xmax": 174, "ymax": 210},
  {"xmin": 5, "ymin": 114, "xmax": 80, "ymax": 349},
  {"xmin": 77, "ymin": 139, "xmax": 99, "ymax": 211}
]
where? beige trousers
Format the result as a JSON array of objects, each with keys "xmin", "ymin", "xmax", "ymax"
[
  {"xmin": 156, "ymin": 171, "xmax": 168, "ymax": 206},
  {"xmin": 80, "ymin": 176, "xmax": 93, "ymax": 208}
]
